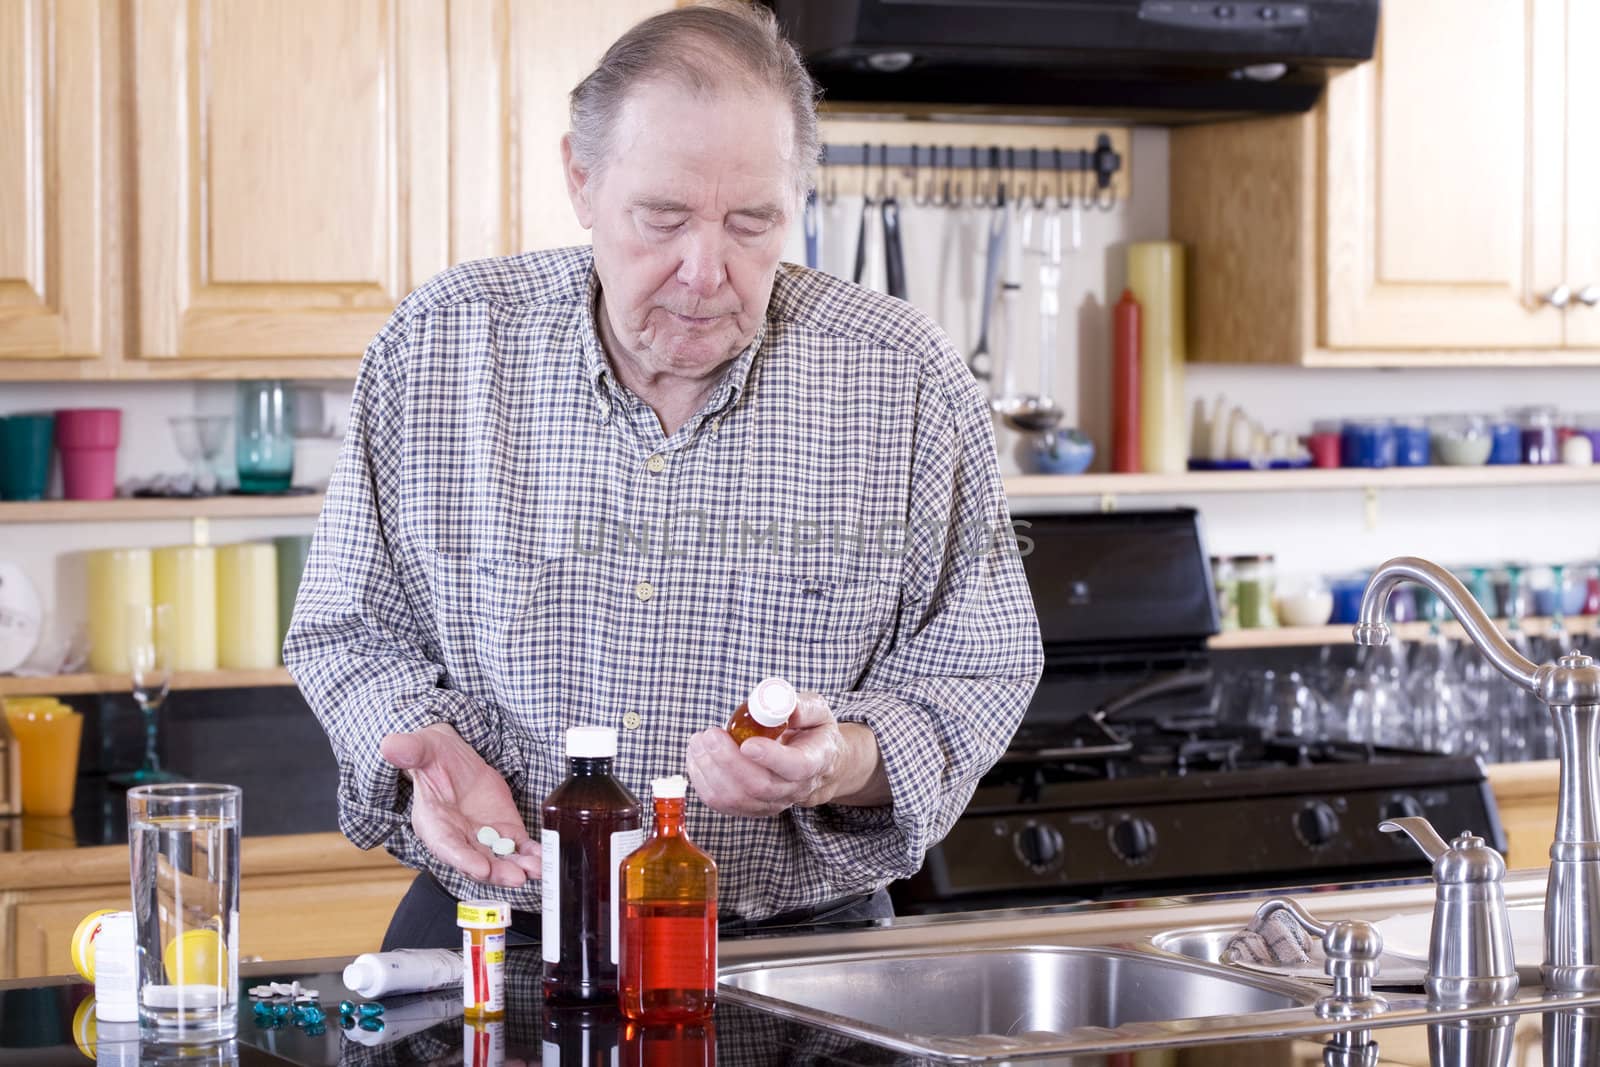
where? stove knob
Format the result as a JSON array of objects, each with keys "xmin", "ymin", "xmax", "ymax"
[
  {"xmin": 1109, "ymin": 817, "xmax": 1158, "ymax": 865},
  {"xmin": 1014, "ymin": 823, "xmax": 1064, "ymax": 872},
  {"xmin": 1381, "ymin": 795, "xmax": 1426, "ymax": 823},
  {"xmin": 1295, "ymin": 801, "xmax": 1341, "ymax": 849}
]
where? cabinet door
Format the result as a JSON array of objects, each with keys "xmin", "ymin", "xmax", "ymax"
[
  {"xmin": 1320, "ymin": 0, "xmax": 1566, "ymax": 350},
  {"xmin": 0, "ymin": 0, "xmax": 110, "ymax": 361},
  {"xmin": 503, "ymin": 1, "xmax": 676, "ymax": 252},
  {"xmin": 135, "ymin": 0, "xmax": 455, "ymax": 361},
  {"xmin": 1563, "ymin": 0, "xmax": 1600, "ymax": 346}
]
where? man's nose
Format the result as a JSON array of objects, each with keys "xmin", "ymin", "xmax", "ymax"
[{"xmin": 676, "ymin": 230, "xmax": 727, "ymax": 297}]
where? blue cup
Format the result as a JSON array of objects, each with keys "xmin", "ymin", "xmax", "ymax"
[
  {"xmin": 1394, "ymin": 422, "xmax": 1431, "ymax": 467},
  {"xmin": 1341, "ymin": 420, "xmax": 1396, "ymax": 468},
  {"xmin": 1329, "ymin": 575, "xmax": 1369, "ymax": 624},
  {"xmin": 1488, "ymin": 421, "xmax": 1522, "ymax": 465}
]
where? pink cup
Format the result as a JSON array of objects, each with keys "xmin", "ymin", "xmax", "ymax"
[{"xmin": 54, "ymin": 408, "xmax": 121, "ymax": 500}]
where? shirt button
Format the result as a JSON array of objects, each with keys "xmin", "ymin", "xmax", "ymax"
[
  {"xmin": 646, "ymin": 453, "xmax": 666, "ymax": 474},
  {"xmin": 622, "ymin": 711, "xmax": 643, "ymax": 731},
  {"xmin": 635, "ymin": 580, "xmax": 655, "ymax": 602}
]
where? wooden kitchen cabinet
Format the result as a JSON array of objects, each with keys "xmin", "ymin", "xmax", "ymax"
[
  {"xmin": 1, "ymin": 832, "xmax": 415, "ymax": 980},
  {"xmin": 0, "ymin": 0, "xmax": 667, "ymax": 379},
  {"xmin": 1173, "ymin": 0, "xmax": 1600, "ymax": 366},
  {"xmin": 132, "ymin": 0, "xmax": 668, "ymax": 367},
  {"xmin": 0, "ymin": 0, "xmax": 117, "ymax": 363}
]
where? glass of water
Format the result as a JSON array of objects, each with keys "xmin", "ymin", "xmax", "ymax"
[{"xmin": 127, "ymin": 783, "xmax": 241, "ymax": 1042}]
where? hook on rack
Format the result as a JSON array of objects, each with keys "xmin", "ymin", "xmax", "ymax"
[
  {"xmin": 911, "ymin": 145, "xmax": 932, "ymax": 207},
  {"xmin": 944, "ymin": 144, "xmax": 960, "ymax": 207}
]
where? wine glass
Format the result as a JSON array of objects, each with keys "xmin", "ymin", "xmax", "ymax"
[
  {"xmin": 168, "ymin": 415, "xmax": 231, "ymax": 496},
  {"xmin": 111, "ymin": 603, "xmax": 181, "ymax": 785}
]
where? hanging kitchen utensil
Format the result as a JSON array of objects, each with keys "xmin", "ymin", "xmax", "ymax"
[
  {"xmin": 1000, "ymin": 195, "xmax": 1065, "ymax": 434},
  {"xmin": 882, "ymin": 193, "xmax": 907, "ymax": 300},
  {"xmin": 803, "ymin": 187, "xmax": 820, "ymax": 271},
  {"xmin": 966, "ymin": 186, "xmax": 1006, "ymax": 384},
  {"xmin": 992, "ymin": 179, "xmax": 1063, "ymax": 434}
]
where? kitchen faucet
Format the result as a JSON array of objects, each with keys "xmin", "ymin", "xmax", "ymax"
[{"xmin": 1356, "ymin": 556, "xmax": 1600, "ymax": 995}]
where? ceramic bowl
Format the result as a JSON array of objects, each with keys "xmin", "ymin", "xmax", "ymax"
[{"xmin": 1017, "ymin": 430, "xmax": 1095, "ymax": 475}]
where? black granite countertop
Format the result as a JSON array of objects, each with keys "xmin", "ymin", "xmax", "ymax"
[{"xmin": 4, "ymin": 945, "xmax": 1592, "ymax": 1066}]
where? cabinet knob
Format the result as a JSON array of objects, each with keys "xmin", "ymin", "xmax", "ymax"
[
  {"xmin": 1577, "ymin": 285, "xmax": 1600, "ymax": 307},
  {"xmin": 1543, "ymin": 284, "xmax": 1573, "ymax": 308}
]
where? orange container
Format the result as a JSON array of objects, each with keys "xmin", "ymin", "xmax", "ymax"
[{"xmin": 3, "ymin": 698, "xmax": 84, "ymax": 816}]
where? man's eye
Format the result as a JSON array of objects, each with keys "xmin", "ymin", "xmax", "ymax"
[
  {"xmin": 730, "ymin": 221, "xmax": 771, "ymax": 238},
  {"xmin": 648, "ymin": 221, "xmax": 683, "ymax": 234}
]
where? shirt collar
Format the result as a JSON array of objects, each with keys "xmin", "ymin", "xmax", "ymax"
[{"xmin": 576, "ymin": 262, "xmax": 769, "ymax": 422}]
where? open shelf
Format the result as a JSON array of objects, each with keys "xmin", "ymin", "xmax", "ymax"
[
  {"xmin": 1004, "ymin": 465, "xmax": 1600, "ymax": 498},
  {"xmin": 1208, "ymin": 615, "xmax": 1595, "ymax": 650},
  {"xmin": 0, "ymin": 668, "xmax": 294, "ymax": 697},
  {"xmin": 0, "ymin": 495, "xmax": 324, "ymax": 523}
]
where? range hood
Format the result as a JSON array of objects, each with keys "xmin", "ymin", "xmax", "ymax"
[{"xmin": 766, "ymin": 0, "xmax": 1380, "ymax": 122}]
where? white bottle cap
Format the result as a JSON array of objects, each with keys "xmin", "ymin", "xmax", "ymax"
[
  {"xmin": 746, "ymin": 677, "xmax": 798, "ymax": 728},
  {"xmin": 652, "ymin": 775, "xmax": 688, "ymax": 799},
  {"xmin": 566, "ymin": 725, "xmax": 618, "ymax": 759},
  {"xmin": 342, "ymin": 958, "xmax": 380, "ymax": 997}
]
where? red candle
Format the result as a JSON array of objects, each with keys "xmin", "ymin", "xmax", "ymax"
[{"xmin": 1112, "ymin": 290, "xmax": 1142, "ymax": 473}]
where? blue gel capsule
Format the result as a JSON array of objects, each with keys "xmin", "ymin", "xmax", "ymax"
[
  {"xmin": 357, "ymin": 1002, "xmax": 385, "ymax": 1017},
  {"xmin": 252, "ymin": 1000, "xmax": 272, "ymax": 1016},
  {"xmin": 359, "ymin": 1017, "xmax": 385, "ymax": 1033},
  {"xmin": 296, "ymin": 1005, "xmax": 327, "ymax": 1025},
  {"xmin": 339, "ymin": 1013, "xmax": 356, "ymax": 1030},
  {"xmin": 338, "ymin": 999, "xmax": 356, "ymax": 1016},
  {"xmin": 271, "ymin": 1002, "xmax": 291, "ymax": 1018}
]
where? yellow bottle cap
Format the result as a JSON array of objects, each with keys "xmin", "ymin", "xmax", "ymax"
[
  {"xmin": 70, "ymin": 909, "xmax": 118, "ymax": 982},
  {"xmin": 457, "ymin": 900, "xmax": 512, "ymax": 929}
]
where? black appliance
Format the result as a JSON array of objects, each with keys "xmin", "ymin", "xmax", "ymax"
[
  {"xmin": 766, "ymin": 0, "xmax": 1381, "ymax": 121},
  {"xmin": 895, "ymin": 508, "xmax": 1504, "ymax": 913}
]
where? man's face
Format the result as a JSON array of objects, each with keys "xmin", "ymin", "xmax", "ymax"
[{"xmin": 565, "ymin": 79, "xmax": 798, "ymax": 380}]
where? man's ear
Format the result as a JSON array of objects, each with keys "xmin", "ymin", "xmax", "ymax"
[{"xmin": 561, "ymin": 134, "xmax": 595, "ymax": 231}]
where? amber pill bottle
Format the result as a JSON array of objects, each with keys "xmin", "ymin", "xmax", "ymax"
[{"xmin": 725, "ymin": 677, "xmax": 798, "ymax": 744}]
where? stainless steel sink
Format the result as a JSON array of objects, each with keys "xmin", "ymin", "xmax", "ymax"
[{"xmin": 718, "ymin": 943, "xmax": 1319, "ymax": 1059}]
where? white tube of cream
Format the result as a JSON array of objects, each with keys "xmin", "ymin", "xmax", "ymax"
[{"xmin": 342, "ymin": 947, "xmax": 463, "ymax": 998}]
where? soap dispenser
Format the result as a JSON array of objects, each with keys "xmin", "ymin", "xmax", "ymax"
[{"xmin": 1379, "ymin": 816, "xmax": 1519, "ymax": 1006}]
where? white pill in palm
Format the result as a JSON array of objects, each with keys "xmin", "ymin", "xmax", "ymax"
[
  {"xmin": 477, "ymin": 826, "xmax": 499, "ymax": 845},
  {"xmin": 492, "ymin": 837, "xmax": 516, "ymax": 856}
]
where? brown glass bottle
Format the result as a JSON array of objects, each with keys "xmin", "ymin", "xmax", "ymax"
[
  {"xmin": 620, "ymin": 775, "xmax": 718, "ymax": 1022},
  {"xmin": 725, "ymin": 677, "xmax": 797, "ymax": 744},
  {"xmin": 541, "ymin": 726, "xmax": 642, "ymax": 1004}
]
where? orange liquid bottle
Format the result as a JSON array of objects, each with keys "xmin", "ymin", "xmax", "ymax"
[
  {"xmin": 725, "ymin": 677, "xmax": 797, "ymax": 744},
  {"xmin": 622, "ymin": 1018, "xmax": 716, "ymax": 1067},
  {"xmin": 619, "ymin": 775, "xmax": 718, "ymax": 1022},
  {"xmin": 542, "ymin": 726, "xmax": 643, "ymax": 1005}
]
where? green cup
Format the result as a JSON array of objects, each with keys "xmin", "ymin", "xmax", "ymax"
[{"xmin": 0, "ymin": 413, "xmax": 55, "ymax": 500}]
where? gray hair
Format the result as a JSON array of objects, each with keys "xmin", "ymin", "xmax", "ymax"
[{"xmin": 568, "ymin": 1, "xmax": 821, "ymax": 199}]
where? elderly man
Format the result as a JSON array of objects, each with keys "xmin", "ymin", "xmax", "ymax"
[{"xmin": 285, "ymin": 1, "xmax": 1041, "ymax": 950}]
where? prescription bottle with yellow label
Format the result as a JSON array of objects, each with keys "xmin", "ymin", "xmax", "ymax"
[{"xmin": 457, "ymin": 900, "xmax": 511, "ymax": 1019}]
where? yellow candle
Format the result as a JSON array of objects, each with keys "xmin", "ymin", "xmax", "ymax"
[
  {"xmin": 154, "ymin": 545, "xmax": 218, "ymax": 671},
  {"xmin": 216, "ymin": 542, "xmax": 279, "ymax": 669},
  {"xmin": 86, "ymin": 548, "xmax": 153, "ymax": 674},
  {"xmin": 1127, "ymin": 241, "xmax": 1188, "ymax": 475}
]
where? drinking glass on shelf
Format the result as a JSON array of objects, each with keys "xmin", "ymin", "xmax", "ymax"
[
  {"xmin": 113, "ymin": 603, "xmax": 181, "ymax": 785},
  {"xmin": 169, "ymin": 415, "xmax": 231, "ymax": 496}
]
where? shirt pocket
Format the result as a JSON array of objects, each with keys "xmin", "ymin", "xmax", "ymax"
[
  {"xmin": 430, "ymin": 551, "xmax": 560, "ymax": 715},
  {"xmin": 725, "ymin": 570, "xmax": 895, "ymax": 694}
]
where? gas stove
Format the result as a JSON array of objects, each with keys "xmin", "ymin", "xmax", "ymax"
[{"xmin": 894, "ymin": 510, "xmax": 1504, "ymax": 914}]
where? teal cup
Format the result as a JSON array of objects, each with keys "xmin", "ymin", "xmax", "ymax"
[{"xmin": 0, "ymin": 413, "xmax": 55, "ymax": 500}]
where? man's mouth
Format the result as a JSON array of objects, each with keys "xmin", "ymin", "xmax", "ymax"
[{"xmin": 669, "ymin": 311, "xmax": 725, "ymax": 326}]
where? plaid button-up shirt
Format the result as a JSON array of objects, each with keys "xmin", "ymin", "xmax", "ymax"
[{"xmin": 285, "ymin": 246, "xmax": 1042, "ymax": 919}]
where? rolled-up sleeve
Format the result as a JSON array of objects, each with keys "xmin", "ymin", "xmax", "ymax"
[
  {"xmin": 790, "ymin": 343, "xmax": 1043, "ymax": 882},
  {"xmin": 284, "ymin": 333, "xmax": 512, "ymax": 850}
]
